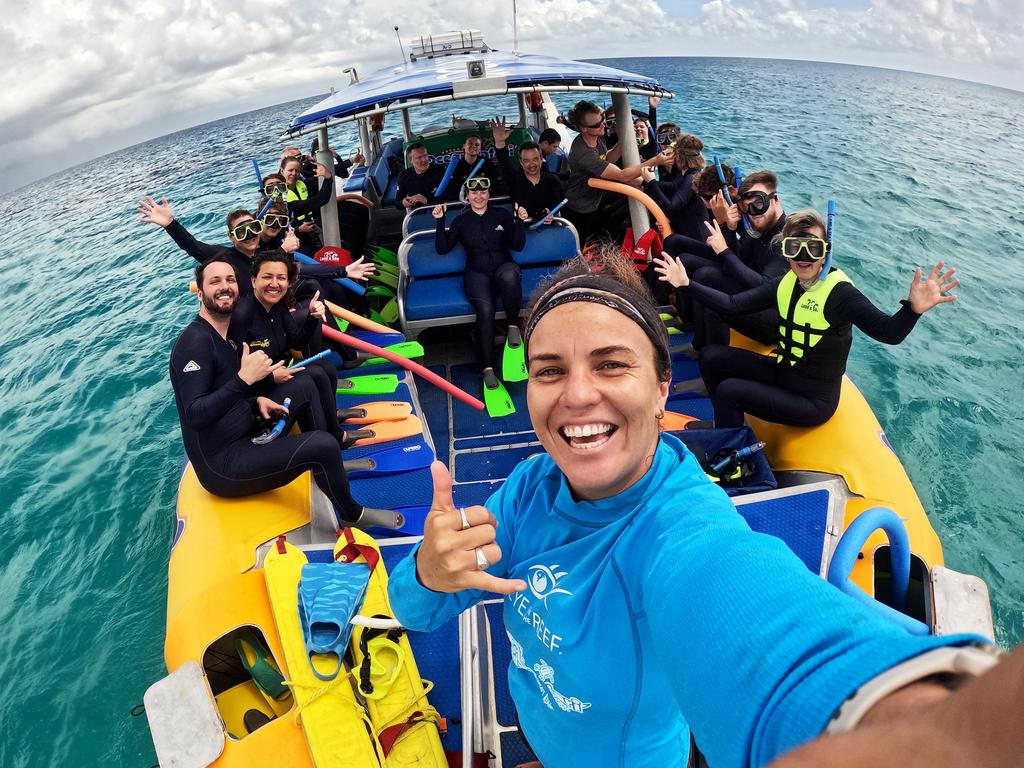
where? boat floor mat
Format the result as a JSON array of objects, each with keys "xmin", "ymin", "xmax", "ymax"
[
  {"xmin": 452, "ymin": 445, "xmax": 544, "ymax": 484},
  {"xmin": 734, "ymin": 487, "xmax": 833, "ymax": 574},
  {"xmin": 451, "ymin": 364, "xmax": 531, "ymax": 438}
]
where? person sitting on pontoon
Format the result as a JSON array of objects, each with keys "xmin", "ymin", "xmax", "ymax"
[
  {"xmin": 654, "ymin": 210, "xmax": 959, "ymax": 428},
  {"xmin": 395, "ymin": 143, "xmax": 444, "ymax": 211},
  {"xmin": 490, "ymin": 118, "xmax": 564, "ymax": 223},
  {"xmin": 169, "ymin": 255, "xmax": 402, "ymax": 530},
  {"xmin": 432, "ymin": 178, "xmax": 527, "ymax": 391},
  {"xmin": 388, "ymin": 246, "xmax": 998, "ymax": 768}
]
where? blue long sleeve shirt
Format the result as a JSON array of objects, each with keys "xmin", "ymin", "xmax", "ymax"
[{"xmin": 389, "ymin": 434, "xmax": 977, "ymax": 768}]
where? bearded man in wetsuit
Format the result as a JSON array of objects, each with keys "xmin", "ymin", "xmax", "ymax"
[{"xmin": 168, "ymin": 255, "xmax": 403, "ymax": 530}]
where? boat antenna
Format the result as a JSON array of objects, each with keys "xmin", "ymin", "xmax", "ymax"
[
  {"xmin": 512, "ymin": 0, "xmax": 519, "ymax": 56},
  {"xmin": 394, "ymin": 26, "xmax": 407, "ymax": 63}
]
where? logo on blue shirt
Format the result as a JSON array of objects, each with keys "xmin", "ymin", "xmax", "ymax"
[{"xmin": 528, "ymin": 564, "xmax": 572, "ymax": 607}]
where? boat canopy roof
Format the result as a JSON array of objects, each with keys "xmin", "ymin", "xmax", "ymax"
[{"xmin": 283, "ymin": 49, "xmax": 673, "ymax": 138}]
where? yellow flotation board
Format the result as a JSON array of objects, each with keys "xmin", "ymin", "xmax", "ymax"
[
  {"xmin": 263, "ymin": 537, "xmax": 383, "ymax": 767},
  {"xmin": 335, "ymin": 529, "xmax": 448, "ymax": 766}
]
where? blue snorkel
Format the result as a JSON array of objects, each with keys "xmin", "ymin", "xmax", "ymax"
[
  {"xmin": 712, "ymin": 155, "xmax": 734, "ymax": 206},
  {"xmin": 530, "ymin": 198, "xmax": 568, "ymax": 230},
  {"xmin": 728, "ymin": 161, "xmax": 759, "ymax": 239},
  {"xmin": 255, "ymin": 197, "xmax": 274, "ymax": 221},
  {"xmin": 289, "ymin": 349, "xmax": 333, "ymax": 369},
  {"xmin": 820, "ymin": 199, "xmax": 836, "ymax": 283},
  {"xmin": 433, "ymin": 155, "xmax": 460, "ymax": 197},
  {"xmin": 252, "ymin": 397, "xmax": 291, "ymax": 445},
  {"xmin": 459, "ymin": 157, "xmax": 487, "ymax": 201},
  {"xmin": 252, "ymin": 158, "xmax": 263, "ymax": 188}
]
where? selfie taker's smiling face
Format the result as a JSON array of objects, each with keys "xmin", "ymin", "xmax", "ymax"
[{"xmin": 527, "ymin": 302, "xmax": 668, "ymax": 500}]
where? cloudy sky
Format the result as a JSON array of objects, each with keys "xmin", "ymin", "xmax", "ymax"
[{"xmin": 4, "ymin": 0, "xmax": 1021, "ymax": 194}]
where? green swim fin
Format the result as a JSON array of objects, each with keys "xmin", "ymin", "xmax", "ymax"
[
  {"xmin": 482, "ymin": 369, "xmax": 515, "ymax": 418},
  {"xmin": 359, "ymin": 341, "xmax": 424, "ymax": 367},
  {"xmin": 336, "ymin": 374, "xmax": 400, "ymax": 396},
  {"xmin": 501, "ymin": 325, "xmax": 527, "ymax": 382}
]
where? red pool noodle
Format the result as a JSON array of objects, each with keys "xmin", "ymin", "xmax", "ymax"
[{"xmin": 323, "ymin": 324, "xmax": 485, "ymax": 411}]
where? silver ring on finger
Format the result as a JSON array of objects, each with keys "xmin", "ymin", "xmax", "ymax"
[
  {"xmin": 475, "ymin": 546, "xmax": 490, "ymax": 571},
  {"xmin": 458, "ymin": 506, "xmax": 470, "ymax": 531}
]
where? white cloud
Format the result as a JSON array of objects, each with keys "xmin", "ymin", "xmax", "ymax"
[{"xmin": 0, "ymin": 0, "xmax": 1020, "ymax": 194}]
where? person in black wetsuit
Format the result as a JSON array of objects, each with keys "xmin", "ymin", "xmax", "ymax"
[
  {"xmin": 169, "ymin": 256, "xmax": 402, "ymax": 529},
  {"xmin": 137, "ymin": 195, "xmax": 373, "ymax": 315},
  {"xmin": 490, "ymin": 119, "xmax": 563, "ymax": 222},
  {"xmin": 229, "ymin": 250, "xmax": 363, "ymax": 450},
  {"xmin": 443, "ymin": 133, "xmax": 499, "ymax": 203},
  {"xmin": 653, "ymin": 209, "xmax": 960, "ymax": 428},
  {"xmin": 433, "ymin": 179, "xmax": 528, "ymax": 387},
  {"xmin": 640, "ymin": 133, "xmax": 708, "ymax": 242},
  {"xmin": 395, "ymin": 143, "xmax": 445, "ymax": 211},
  {"xmin": 255, "ymin": 197, "xmax": 300, "ymax": 254},
  {"xmin": 138, "ymin": 198, "xmax": 263, "ymax": 295},
  {"xmin": 653, "ymin": 122, "xmax": 683, "ymax": 183},
  {"xmin": 538, "ymin": 128, "xmax": 569, "ymax": 181}
]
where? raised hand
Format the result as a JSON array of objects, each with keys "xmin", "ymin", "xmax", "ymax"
[
  {"xmin": 704, "ymin": 219, "xmax": 729, "ymax": 255},
  {"xmin": 308, "ymin": 289, "xmax": 326, "ymax": 322},
  {"xmin": 238, "ymin": 342, "xmax": 284, "ymax": 385},
  {"xmin": 281, "ymin": 227, "xmax": 300, "ymax": 253},
  {"xmin": 344, "ymin": 255, "xmax": 377, "ymax": 282},
  {"xmin": 137, "ymin": 196, "xmax": 174, "ymax": 227},
  {"xmin": 255, "ymin": 396, "xmax": 289, "ymax": 420},
  {"xmin": 515, "ymin": 203, "xmax": 529, "ymax": 222},
  {"xmin": 416, "ymin": 461, "xmax": 526, "ymax": 595},
  {"xmin": 908, "ymin": 261, "xmax": 959, "ymax": 314},
  {"xmin": 652, "ymin": 252, "xmax": 690, "ymax": 288},
  {"xmin": 490, "ymin": 116, "xmax": 511, "ymax": 148},
  {"xmin": 432, "ymin": 204, "xmax": 447, "ymax": 219}
]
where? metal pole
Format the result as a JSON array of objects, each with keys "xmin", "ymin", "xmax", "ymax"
[
  {"xmin": 401, "ymin": 108, "xmax": 413, "ymax": 141},
  {"xmin": 512, "ymin": 0, "xmax": 519, "ymax": 55},
  {"xmin": 516, "ymin": 93, "xmax": 527, "ymax": 127},
  {"xmin": 316, "ymin": 126, "xmax": 341, "ymax": 247},
  {"xmin": 357, "ymin": 118, "xmax": 372, "ymax": 165},
  {"xmin": 611, "ymin": 91, "xmax": 650, "ymax": 240},
  {"xmin": 394, "ymin": 26, "xmax": 407, "ymax": 63}
]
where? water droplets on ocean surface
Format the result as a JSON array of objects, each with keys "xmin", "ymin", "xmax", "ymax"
[{"xmin": 0, "ymin": 57, "xmax": 1021, "ymax": 765}]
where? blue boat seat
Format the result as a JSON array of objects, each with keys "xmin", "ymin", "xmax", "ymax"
[{"xmin": 398, "ymin": 221, "xmax": 579, "ymax": 337}]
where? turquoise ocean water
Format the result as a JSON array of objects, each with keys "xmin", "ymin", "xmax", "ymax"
[{"xmin": 0, "ymin": 57, "xmax": 1021, "ymax": 764}]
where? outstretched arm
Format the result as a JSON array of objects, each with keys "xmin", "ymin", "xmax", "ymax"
[{"xmin": 138, "ymin": 196, "xmax": 223, "ymax": 263}]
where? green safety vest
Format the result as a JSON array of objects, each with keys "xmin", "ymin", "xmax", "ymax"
[
  {"xmin": 775, "ymin": 268, "xmax": 854, "ymax": 378},
  {"xmin": 286, "ymin": 179, "xmax": 311, "ymax": 222}
]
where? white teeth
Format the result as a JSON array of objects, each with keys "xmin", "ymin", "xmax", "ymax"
[{"xmin": 561, "ymin": 423, "xmax": 613, "ymax": 438}]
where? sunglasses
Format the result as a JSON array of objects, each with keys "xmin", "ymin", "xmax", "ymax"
[
  {"xmin": 465, "ymin": 177, "xmax": 491, "ymax": 191},
  {"xmin": 740, "ymin": 190, "xmax": 778, "ymax": 216},
  {"xmin": 229, "ymin": 219, "xmax": 263, "ymax": 240},
  {"xmin": 582, "ymin": 115, "xmax": 606, "ymax": 129},
  {"xmin": 782, "ymin": 236, "xmax": 828, "ymax": 262},
  {"xmin": 657, "ymin": 131, "xmax": 679, "ymax": 144},
  {"xmin": 262, "ymin": 213, "xmax": 290, "ymax": 229},
  {"xmin": 264, "ymin": 182, "xmax": 287, "ymax": 198}
]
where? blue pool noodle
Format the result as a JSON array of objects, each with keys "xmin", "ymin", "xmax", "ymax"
[
  {"xmin": 291, "ymin": 251, "xmax": 367, "ymax": 296},
  {"xmin": 433, "ymin": 155, "xmax": 460, "ymax": 197}
]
